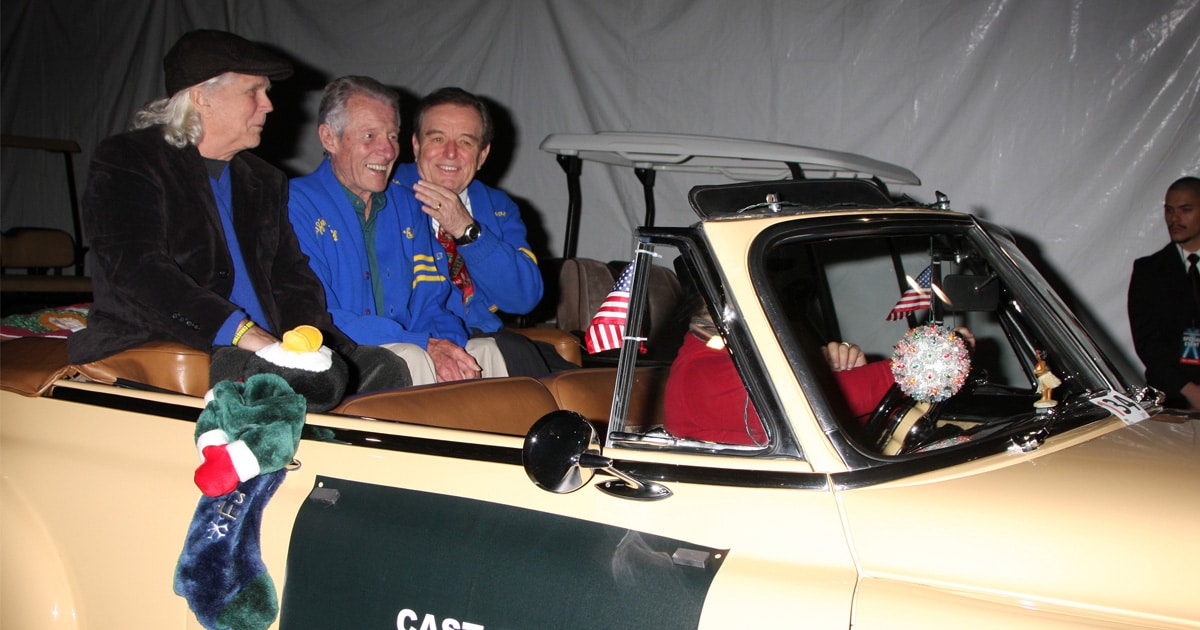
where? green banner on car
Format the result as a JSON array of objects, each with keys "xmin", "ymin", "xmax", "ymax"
[{"xmin": 281, "ymin": 476, "xmax": 727, "ymax": 629}]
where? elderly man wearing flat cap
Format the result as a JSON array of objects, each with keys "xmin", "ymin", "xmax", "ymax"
[{"xmin": 69, "ymin": 29, "xmax": 409, "ymax": 394}]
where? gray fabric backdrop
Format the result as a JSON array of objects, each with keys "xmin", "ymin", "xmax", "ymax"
[{"xmin": 3, "ymin": 0, "xmax": 1198, "ymax": 377}]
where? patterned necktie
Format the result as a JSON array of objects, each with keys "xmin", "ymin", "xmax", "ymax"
[{"xmin": 437, "ymin": 226, "xmax": 475, "ymax": 305}]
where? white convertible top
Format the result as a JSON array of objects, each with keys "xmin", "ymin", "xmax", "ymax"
[{"xmin": 539, "ymin": 132, "xmax": 920, "ymax": 186}]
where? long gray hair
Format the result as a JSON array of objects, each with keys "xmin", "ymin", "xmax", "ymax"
[{"xmin": 132, "ymin": 74, "xmax": 230, "ymax": 148}]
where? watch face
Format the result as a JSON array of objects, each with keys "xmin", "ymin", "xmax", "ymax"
[{"xmin": 456, "ymin": 222, "xmax": 481, "ymax": 245}]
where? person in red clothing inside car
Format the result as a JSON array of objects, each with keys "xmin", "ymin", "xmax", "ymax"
[{"xmin": 663, "ymin": 308, "xmax": 973, "ymax": 446}]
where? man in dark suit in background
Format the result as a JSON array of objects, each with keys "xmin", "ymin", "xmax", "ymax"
[{"xmin": 1128, "ymin": 176, "xmax": 1200, "ymax": 409}]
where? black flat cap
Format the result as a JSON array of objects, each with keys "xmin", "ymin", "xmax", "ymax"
[{"xmin": 163, "ymin": 29, "xmax": 293, "ymax": 96}]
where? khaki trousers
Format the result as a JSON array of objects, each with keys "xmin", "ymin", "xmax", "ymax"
[{"xmin": 381, "ymin": 337, "xmax": 508, "ymax": 386}]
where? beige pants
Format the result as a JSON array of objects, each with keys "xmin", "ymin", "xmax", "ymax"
[{"xmin": 381, "ymin": 337, "xmax": 508, "ymax": 386}]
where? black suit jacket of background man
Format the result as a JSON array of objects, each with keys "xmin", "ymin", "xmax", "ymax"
[{"xmin": 1128, "ymin": 243, "xmax": 1200, "ymax": 408}]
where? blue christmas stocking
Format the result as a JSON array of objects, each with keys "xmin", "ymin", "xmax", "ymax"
[{"xmin": 174, "ymin": 468, "xmax": 286, "ymax": 630}]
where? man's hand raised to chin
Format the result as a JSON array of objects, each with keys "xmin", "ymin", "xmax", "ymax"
[{"xmin": 413, "ymin": 180, "xmax": 473, "ymax": 238}]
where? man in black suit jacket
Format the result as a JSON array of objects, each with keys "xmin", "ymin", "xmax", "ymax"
[
  {"xmin": 1128, "ymin": 176, "xmax": 1200, "ymax": 409},
  {"xmin": 69, "ymin": 30, "xmax": 407, "ymax": 393}
]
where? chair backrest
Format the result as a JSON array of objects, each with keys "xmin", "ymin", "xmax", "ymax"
[
  {"xmin": 1, "ymin": 228, "xmax": 93, "ymax": 309},
  {"xmin": 1, "ymin": 228, "xmax": 77, "ymax": 273}
]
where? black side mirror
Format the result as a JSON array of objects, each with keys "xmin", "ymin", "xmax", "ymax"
[
  {"xmin": 523, "ymin": 410, "xmax": 672, "ymax": 500},
  {"xmin": 522, "ymin": 410, "xmax": 602, "ymax": 493}
]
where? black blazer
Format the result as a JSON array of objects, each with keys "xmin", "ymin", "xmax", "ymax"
[
  {"xmin": 1128, "ymin": 243, "xmax": 1200, "ymax": 407},
  {"xmin": 69, "ymin": 127, "xmax": 353, "ymax": 364}
]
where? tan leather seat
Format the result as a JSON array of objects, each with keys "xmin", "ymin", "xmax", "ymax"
[
  {"xmin": 557, "ymin": 258, "xmax": 622, "ymax": 336},
  {"xmin": 508, "ymin": 326, "xmax": 582, "ymax": 366},
  {"xmin": 0, "ymin": 337, "xmax": 74, "ymax": 396},
  {"xmin": 5, "ymin": 331, "xmax": 580, "ymax": 403},
  {"xmin": 540, "ymin": 366, "xmax": 669, "ymax": 431},
  {"xmin": 555, "ymin": 258, "xmax": 685, "ymax": 364},
  {"xmin": 0, "ymin": 338, "xmax": 209, "ymax": 398},
  {"xmin": 73, "ymin": 341, "xmax": 211, "ymax": 397},
  {"xmin": 556, "ymin": 258, "xmax": 683, "ymax": 344},
  {"xmin": 332, "ymin": 376, "xmax": 560, "ymax": 436}
]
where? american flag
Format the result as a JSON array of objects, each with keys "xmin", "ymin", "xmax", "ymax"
[
  {"xmin": 585, "ymin": 262, "xmax": 635, "ymax": 354},
  {"xmin": 886, "ymin": 265, "xmax": 932, "ymax": 321}
]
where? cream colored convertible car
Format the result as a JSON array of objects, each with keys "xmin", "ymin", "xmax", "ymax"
[{"xmin": 2, "ymin": 134, "xmax": 1197, "ymax": 629}]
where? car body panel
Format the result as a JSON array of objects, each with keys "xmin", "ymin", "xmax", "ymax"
[
  {"xmin": 0, "ymin": 385, "xmax": 202, "ymax": 627},
  {"xmin": 843, "ymin": 415, "xmax": 1200, "ymax": 627},
  {"xmin": 851, "ymin": 578, "xmax": 1149, "ymax": 629},
  {"xmin": 1, "ymin": 474, "xmax": 81, "ymax": 630}
]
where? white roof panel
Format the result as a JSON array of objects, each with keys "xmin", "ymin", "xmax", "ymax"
[{"xmin": 539, "ymin": 132, "xmax": 920, "ymax": 186}]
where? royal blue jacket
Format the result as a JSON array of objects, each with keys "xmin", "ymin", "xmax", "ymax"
[
  {"xmin": 289, "ymin": 160, "xmax": 470, "ymax": 348},
  {"xmin": 394, "ymin": 163, "xmax": 543, "ymax": 332}
]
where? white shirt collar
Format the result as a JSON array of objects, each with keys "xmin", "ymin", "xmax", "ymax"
[{"xmin": 1175, "ymin": 243, "xmax": 1200, "ymax": 269}]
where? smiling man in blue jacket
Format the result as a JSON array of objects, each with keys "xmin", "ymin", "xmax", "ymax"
[{"xmin": 397, "ymin": 87, "xmax": 575, "ymax": 376}]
